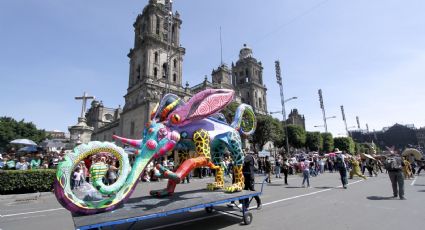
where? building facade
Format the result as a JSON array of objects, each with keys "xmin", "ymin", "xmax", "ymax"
[
  {"xmin": 286, "ymin": 109, "xmax": 305, "ymax": 130},
  {"xmin": 85, "ymin": 0, "xmax": 268, "ymax": 142}
]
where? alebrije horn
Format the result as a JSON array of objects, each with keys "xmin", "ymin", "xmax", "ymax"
[{"xmin": 112, "ymin": 135, "xmax": 142, "ymax": 148}]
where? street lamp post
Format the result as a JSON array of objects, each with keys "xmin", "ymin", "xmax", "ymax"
[
  {"xmin": 341, "ymin": 105, "xmax": 349, "ymax": 137},
  {"xmin": 269, "ymin": 97, "xmax": 298, "ymax": 115},
  {"xmin": 275, "ymin": 60, "xmax": 290, "ymax": 155},
  {"xmin": 314, "ymin": 115, "xmax": 336, "ymax": 130},
  {"xmin": 318, "ymin": 89, "xmax": 334, "ymax": 133}
]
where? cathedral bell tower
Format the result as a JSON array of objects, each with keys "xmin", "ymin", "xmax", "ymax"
[
  {"xmin": 232, "ymin": 44, "xmax": 267, "ymax": 115},
  {"xmin": 120, "ymin": 0, "xmax": 187, "ymax": 139}
]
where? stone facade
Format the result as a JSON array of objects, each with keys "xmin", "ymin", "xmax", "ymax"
[
  {"xmin": 85, "ymin": 0, "xmax": 268, "ymax": 142},
  {"xmin": 232, "ymin": 44, "xmax": 268, "ymax": 115},
  {"xmin": 286, "ymin": 109, "xmax": 305, "ymax": 130}
]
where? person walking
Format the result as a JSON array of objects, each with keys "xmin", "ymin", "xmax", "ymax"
[
  {"xmin": 275, "ymin": 157, "xmax": 282, "ymax": 178},
  {"xmin": 300, "ymin": 159, "xmax": 310, "ymax": 188},
  {"xmin": 334, "ymin": 149, "xmax": 348, "ymax": 189},
  {"xmin": 402, "ymin": 157, "xmax": 413, "ymax": 179},
  {"xmin": 384, "ymin": 151, "xmax": 406, "ymax": 200},
  {"xmin": 349, "ymin": 156, "xmax": 367, "ymax": 180},
  {"xmin": 417, "ymin": 159, "xmax": 425, "ymax": 175},
  {"xmin": 265, "ymin": 156, "xmax": 272, "ymax": 183},
  {"xmin": 282, "ymin": 158, "xmax": 289, "ymax": 185},
  {"xmin": 241, "ymin": 151, "xmax": 262, "ymax": 209}
]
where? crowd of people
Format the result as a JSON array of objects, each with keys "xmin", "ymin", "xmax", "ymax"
[
  {"xmin": 0, "ymin": 150, "xmax": 64, "ymax": 170},
  {"xmin": 2, "ymin": 144, "xmax": 423, "ymax": 202}
]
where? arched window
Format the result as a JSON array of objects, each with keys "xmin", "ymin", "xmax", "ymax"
[
  {"xmin": 173, "ymin": 73, "xmax": 177, "ymax": 82},
  {"xmin": 154, "ymin": 67, "xmax": 158, "ymax": 77},
  {"xmin": 173, "ymin": 59, "xmax": 177, "ymax": 69},
  {"xmin": 154, "ymin": 52, "xmax": 158, "ymax": 63},
  {"xmin": 162, "ymin": 63, "xmax": 168, "ymax": 78},
  {"xmin": 259, "ymin": 98, "xmax": 262, "ymax": 108}
]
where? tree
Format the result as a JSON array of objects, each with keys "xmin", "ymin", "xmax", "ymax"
[
  {"xmin": 252, "ymin": 115, "xmax": 277, "ymax": 151},
  {"xmin": 306, "ymin": 131, "xmax": 323, "ymax": 152},
  {"xmin": 270, "ymin": 118, "xmax": 285, "ymax": 149},
  {"xmin": 334, "ymin": 137, "xmax": 355, "ymax": 154},
  {"xmin": 0, "ymin": 117, "xmax": 47, "ymax": 151},
  {"xmin": 321, "ymin": 132, "xmax": 334, "ymax": 153},
  {"xmin": 286, "ymin": 124, "xmax": 306, "ymax": 149},
  {"xmin": 221, "ymin": 101, "xmax": 240, "ymax": 124}
]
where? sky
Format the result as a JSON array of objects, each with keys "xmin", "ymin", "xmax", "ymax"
[{"xmin": 1, "ymin": 0, "xmax": 424, "ymax": 137}]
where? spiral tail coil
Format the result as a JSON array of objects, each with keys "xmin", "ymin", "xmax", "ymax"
[{"xmin": 54, "ymin": 141, "xmax": 134, "ymax": 215}]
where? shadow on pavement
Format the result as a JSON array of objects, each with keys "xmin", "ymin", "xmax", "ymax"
[
  {"xmin": 413, "ymin": 184, "xmax": 425, "ymax": 186},
  {"xmin": 417, "ymin": 190, "xmax": 425, "ymax": 192},
  {"xmin": 314, "ymin": 186, "xmax": 334, "ymax": 189},
  {"xmin": 266, "ymin": 183, "xmax": 285, "ymax": 187},
  {"xmin": 366, "ymin": 196, "xmax": 396, "ymax": 200},
  {"xmin": 285, "ymin": 186, "xmax": 302, "ymax": 189}
]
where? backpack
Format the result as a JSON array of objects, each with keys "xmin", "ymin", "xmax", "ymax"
[
  {"xmin": 335, "ymin": 155, "xmax": 345, "ymax": 169},
  {"xmin": 384, "ymin": 157, "xmax": 402, "ymax": 170}
]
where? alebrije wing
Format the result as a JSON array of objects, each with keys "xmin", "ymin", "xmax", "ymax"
[{"xmin": 168, "ymin": 89, "xmax": 234, "ymax": 126}]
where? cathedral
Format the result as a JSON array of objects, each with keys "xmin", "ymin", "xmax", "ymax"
[{"xmin": 85, "ymin": 0, "xmax": 268, "ymax": 142}]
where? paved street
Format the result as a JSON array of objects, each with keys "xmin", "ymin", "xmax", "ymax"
[{"xmin": 1, "ymin": 172, "xmax": 424, "ymax": 230}]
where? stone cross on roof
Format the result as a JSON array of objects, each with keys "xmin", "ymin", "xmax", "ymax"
[{"xmin": 75, "ymin": 92, "xmax": 95, "ymax": 118}]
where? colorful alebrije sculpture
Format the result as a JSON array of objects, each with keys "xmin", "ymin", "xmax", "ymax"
[{"xmin": 55, "ymin": 89, "xmax": 256, "ymax": 215}]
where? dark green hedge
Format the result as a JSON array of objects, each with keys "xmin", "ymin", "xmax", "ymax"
[{"xmin": 0, "ymin": 169, "xmax": 56, "ymax": 194}]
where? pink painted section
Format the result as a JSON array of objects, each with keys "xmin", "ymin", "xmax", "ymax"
[
  {"xmin": 169, "ymin": 89, "xmax": 234, "ymax": 126},
  {"xmin": 112, "ymin": 135, "xmax": 142, "ymax": 148}
]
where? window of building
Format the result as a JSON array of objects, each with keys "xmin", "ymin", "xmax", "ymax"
[
  {"xmin": 259, "ymin": 98, "xmax": 262, "ymax": 109},
  {"xmin": 130, "ymin": 121, "xmax": 135, "ymax": 136},
  {"xmin": 162, "ymin": 63, "xmax": 168, "ymax": 78},
  {"xmin": 156, "ymin": 16, "xmax": 160, "ymax": 35},
  {"xmin": 171, "ymin": 25, "xmax": 175, "ymax": 42},
  {"xmin": 154, "ymin": 67, "xmax": 158, "ymax": 77},
  {"xmin": 154, "ymin": 52, "xmax": 158, "ymax": 63},
  {"xmin": 173, "ymin": 73, "xmax": 177, "ymax": 82},
  {"xmin": 136, "ymin": 65, "xmax": 141, "ymax": 80},
  {"xmin": 173, "ymin": 59, "xmax": 177, "ymax": 68}
]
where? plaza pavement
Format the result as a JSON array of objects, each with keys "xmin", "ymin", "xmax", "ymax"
[{"xmin": 1, "ymin": 172, "xmax": 424, "ymax": 230}]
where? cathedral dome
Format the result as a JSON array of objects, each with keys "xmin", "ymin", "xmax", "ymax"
[{"xmin": 239, "ymin": 44, "xmax": 253, "ymax": 60}]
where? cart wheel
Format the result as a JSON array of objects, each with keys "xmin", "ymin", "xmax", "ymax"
[
  {"xmin": 243, "ymin": 212, "xmax": 253, "ymax": 225},
  {"xmin": 205, "ymin": 206, "xmax": 214, "ymax": 213}
]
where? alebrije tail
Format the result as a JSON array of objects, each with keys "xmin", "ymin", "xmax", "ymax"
[{"xmin": 230, "ymin": 104, "xmax": 256, "ymax": 136}]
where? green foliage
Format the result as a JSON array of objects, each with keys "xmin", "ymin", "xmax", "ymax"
[
  {"xmin": 0, "ymin": 117, "xmax": 47, "ymax": 151},
  {"xmin": 306, "ymin": 132, "xmax": 323, "ymax": 151},
  {"xmin": 334, "ymin": 137, "xmax": 355, "ymax": 154},
  {"xmin": 0, "ymin": 169, "xmax": 56, "ymax": 194},
  {"xmin": 222, "ymin": 102, "xmax": 240, "ymax": 124},
  {"xmin": 286, "ymin": 125, "xmax": 306, "ymax": 148},
  {"xmin": 321, "ymin": 132, "xmax": 334, "ymax": 153},
  {"xmin": 355, "ymin": 142, "xmax": 381, "ymax": 154},
  {"xmin": 270, "ymin": 118, "xmax": 285, "ymax": 149},
  {"xmin": 253, "ymin": 115, "xmax": 277, "ymax": 151}
]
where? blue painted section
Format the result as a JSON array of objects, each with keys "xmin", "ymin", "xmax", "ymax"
[{"xmin": 76, "ymin": 191, "xmax": 262, "ymax": 230}]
